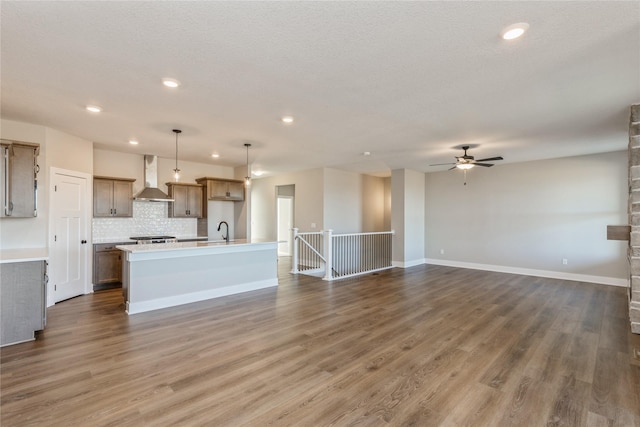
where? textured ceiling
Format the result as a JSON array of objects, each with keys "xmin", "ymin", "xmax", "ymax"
[{"xmin": 1, "ymin": 1, "xmax": 639, "ymax": 177}]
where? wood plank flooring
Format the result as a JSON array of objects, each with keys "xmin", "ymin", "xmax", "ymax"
[{"xmin": 2, "ymin": 261, "xmax": 639, "ymax": 426}]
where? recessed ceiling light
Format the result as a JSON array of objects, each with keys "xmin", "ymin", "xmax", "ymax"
[
  {"xmin": 363, "ymin": 151, "xmax": 371, "ymax": 156},
  {"xmin": 129, "ymin": 140, "xmax": 139, "ymax": 145},
  {"xmin": 211, "ymin": 153, "xmax": 220, "ymax": 158},
  {"xmin": 253, "ymin": 170, "xmax": 265, "ymax": 177},
  {"xmin": 162, "ymin": 78, "xmax": 181, "ymax": 88},
  {"xmin": 86, "ymin": 105, "xmax": 102, "ymax": 113},
  {"xmin": 501, "ymin": 23, "xmax": 529, "ymax": 40},
  {"xmin": 282, "ymin": 116, "xmax": 294, "ymax": 124}
]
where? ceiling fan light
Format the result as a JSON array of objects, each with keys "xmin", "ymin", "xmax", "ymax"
[
  {"xmin": 162, "ymin": 78, "xmax": 181, "ymax": 88},
  {"xmin": 501, "ymin": 23, "xmax": 529, "ymax": 40},
  {"xmin": 456, "ymin": 163, "xmax": 474, "ymax": 170}
]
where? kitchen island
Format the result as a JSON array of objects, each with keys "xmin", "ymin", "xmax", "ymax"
[{"xmin": 116, "ymin": 240, "xmax": 278, "ymax": 315}]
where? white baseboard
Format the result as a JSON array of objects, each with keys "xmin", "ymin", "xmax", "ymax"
[
  {"xmin": 392, "ymin": 259, "xmax": 424, "ymax": 268},
  {"xmin": 423, "ymin": 258, "xmax": 629, "ymax": 288},
  {"xmin": 126, "ymin": 279, "xmax": 278, "ymax": 315}
]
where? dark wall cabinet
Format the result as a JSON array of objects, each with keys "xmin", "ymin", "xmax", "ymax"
[
  {"xmin": 0, "ymin": 140, "xmax": 40, "ymax": 218},
  {"xmin": 93, "ymin": 176, "xmax": 135, "ymax": 217},
  {"xmin": 167, "ymin": 183, "xmax": 203, "ymax": 218}
]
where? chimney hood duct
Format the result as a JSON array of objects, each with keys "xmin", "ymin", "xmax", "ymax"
[{"xmin": 133, "ymin": 155, "xmax": 174, "ymax": 201}]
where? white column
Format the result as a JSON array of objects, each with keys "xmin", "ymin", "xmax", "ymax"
[{"xmin": 391, "ymin": 169, "xmax": 425, "ymax": 268}]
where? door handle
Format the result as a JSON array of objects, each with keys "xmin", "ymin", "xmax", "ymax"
[{"xmin": 81, "ymin": 240, "xmax": 87, "ymax": 244}]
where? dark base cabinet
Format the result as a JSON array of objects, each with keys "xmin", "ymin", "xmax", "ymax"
[
  {"xmin": 1, "ymin": 260, "xmax": 46, "ymax": 346},
  {"xmin": 93, "ymin": 244, "xmax": 123, "ymax": 290}
]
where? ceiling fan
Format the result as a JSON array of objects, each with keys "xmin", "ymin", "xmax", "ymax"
[{"xmin": 430, "ymin": 146, "xmax": 503, "ymax": 170}]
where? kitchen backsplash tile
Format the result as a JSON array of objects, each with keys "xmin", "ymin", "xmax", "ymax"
[{"xmin": 92, "ymin": 202, "xmax": 197, "ymax": 241}]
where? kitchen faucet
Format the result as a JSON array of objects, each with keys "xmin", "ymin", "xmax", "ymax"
[{"xmin": 217, "ymin": 221, "xmax": 229, "ymax": 242}]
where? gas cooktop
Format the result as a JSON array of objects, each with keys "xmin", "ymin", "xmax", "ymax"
[{"xmin": 130, "ymin": 236, "xmax": 176, "ymax": 240}]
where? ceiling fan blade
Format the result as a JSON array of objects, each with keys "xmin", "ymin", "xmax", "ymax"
[
  {"xmin": 473, "ymin": 163, "xmax": 495, "ymax": 167},
  {"xmin": 475, "ymin": 156, "xmax": 503, "ymax": 162},
  {"xmin": 448, "ymin": 166, "xmax": 457, "ymax": 171},
  {"xmin": 429, "ymin": 162, "xmax": 456, "ymax": 166}
]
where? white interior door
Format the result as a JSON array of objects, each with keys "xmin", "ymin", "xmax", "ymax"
[
  {"xmin": 51, "ymin": 170, "xmax": 89, "ymax": 303},
  {"xmin": 277, "ymin": 196, "xmax": 293, "ymax": 256}
]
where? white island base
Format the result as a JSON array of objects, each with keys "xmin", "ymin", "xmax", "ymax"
[{"xmin": 117, "ymin": 240, "xmax": 278, "ymax": 315}]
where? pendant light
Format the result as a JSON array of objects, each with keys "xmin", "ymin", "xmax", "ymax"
[
  {"xmin": 172, "ymin": 129, "xmax": 181, "ymax": 182},
  {"xmin": 244, "ymin": 143, "xmax": 251, "ymax": 186}
]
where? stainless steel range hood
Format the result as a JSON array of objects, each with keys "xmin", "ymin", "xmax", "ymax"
[{"xmin": 133, "ymin": 155, "xmax": 174, "ymax": 202}]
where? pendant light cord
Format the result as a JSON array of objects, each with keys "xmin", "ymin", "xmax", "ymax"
[
  {"xmin": 244, "ymin": 143, "xmax": 251, "ymax": 185},
  {"xmin": 173, "ymin": 129, "xmax": 182, "ymax": 181}
]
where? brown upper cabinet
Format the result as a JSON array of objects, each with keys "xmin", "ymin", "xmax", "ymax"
[
  {"xmin": 93, "ymin": 176, "xmax": 135, "ymax": 217},
  {"xmin": 166, "ymin": 183, "xmax": 203, "ymax": 218},
  {"xmin": 1, "ymin": 140, "xmax": 40, "ymax": 218},
  {"xmin": 195, "ymin": 177, "xmax": 245, "ymax": 219},
  {"xmin": 196, "ymin": 177, "xmax": 244, "ymax": 202}
]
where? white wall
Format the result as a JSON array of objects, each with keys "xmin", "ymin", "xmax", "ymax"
[
  {"xmin": 251, "ymin": 168, "xmax": 324, "ymax": 240},
  {"xmin": 425, "ymin": 151, "xmax": 628, "ymax": 284},
  {"xmin": 233, "ymin": 165, "xmax": 249, "ymax": 240},
  {"xmin": 251, "ymin": 167, "xmax": 388, "ymax": 241},
  {"xmin": 383, "ymin": 177, "xmax": 391, "ymax": 230},
  {"xmin": 362, "ymin": 174, "xmax": 387, "ymax": 232},
  {"xmin": 207, "ymin": 201, "xmax": 236, "ymax": 240},
  {"xmin": 46, "ymin": 127, "xmax": 93, "ymax": 175},
  {"xmin": 323, "ymin": 169, "xmax": 387, "ymax": 233},
  {"xmin": 324, "ymin": 169, "xmax": 361, "ymax": 233}
]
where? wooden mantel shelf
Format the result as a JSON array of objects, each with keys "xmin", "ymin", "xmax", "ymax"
[{"xmin": 607, "ymin": 225, "xmax": 631, "ymax": 241}]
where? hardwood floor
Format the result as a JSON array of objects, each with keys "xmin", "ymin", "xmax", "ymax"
[{"xmin": 2, "ymin": 261, "xmax": 639, "ymax": 426}]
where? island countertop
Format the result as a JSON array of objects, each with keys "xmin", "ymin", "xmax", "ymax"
[
  {"xmin": 116, "ymin": 239, "xmax": 276, "ymax": 258},
  {"xmin": 94, "ymin": 235, "xmax": 209, "ymax": 244}
]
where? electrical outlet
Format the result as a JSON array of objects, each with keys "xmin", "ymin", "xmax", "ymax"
[
  {"xmin": 311, "ymin": 223, "xmax": 316, "ymax": 229},
  {"xmin": 562, "ymin": 258, "xmax": 568, "ymax": 265},
  {"xmin": 440, "ymin": 249, "xmax": 445, "ymax": 255}
]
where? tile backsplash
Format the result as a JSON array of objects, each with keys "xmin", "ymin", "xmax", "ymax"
[{"xmin": 92, "ymin": 202, "xmax": 197, "ymax": 240}]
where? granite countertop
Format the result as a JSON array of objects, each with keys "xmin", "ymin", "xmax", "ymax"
[
  {"xmin": 93, "ymin": 236, "xmax": 208, "ymax": 244},
  {"xmin": 93, "ymin": 237, "xmax": 136, "ymax": 244},
  {"xmin": 116, "ymin": 239, "xmax": 276, "ymax": 253},
  {"xmin": 175, "ymin": 235, "xmax": 209, "ymax": 241},
  {"xmin": 0, "ymin": 248, "xmax": 49, "ymax": 263}
]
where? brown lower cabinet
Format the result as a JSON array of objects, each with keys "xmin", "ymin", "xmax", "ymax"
[{"xmin": 93, "ymin": 243, "xmax": 131, "ymax": 290}]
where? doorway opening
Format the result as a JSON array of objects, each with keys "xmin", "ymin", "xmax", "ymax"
[{"xmin": 276, "ymin": 185, "xmax": 295, "ymax": 257}]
